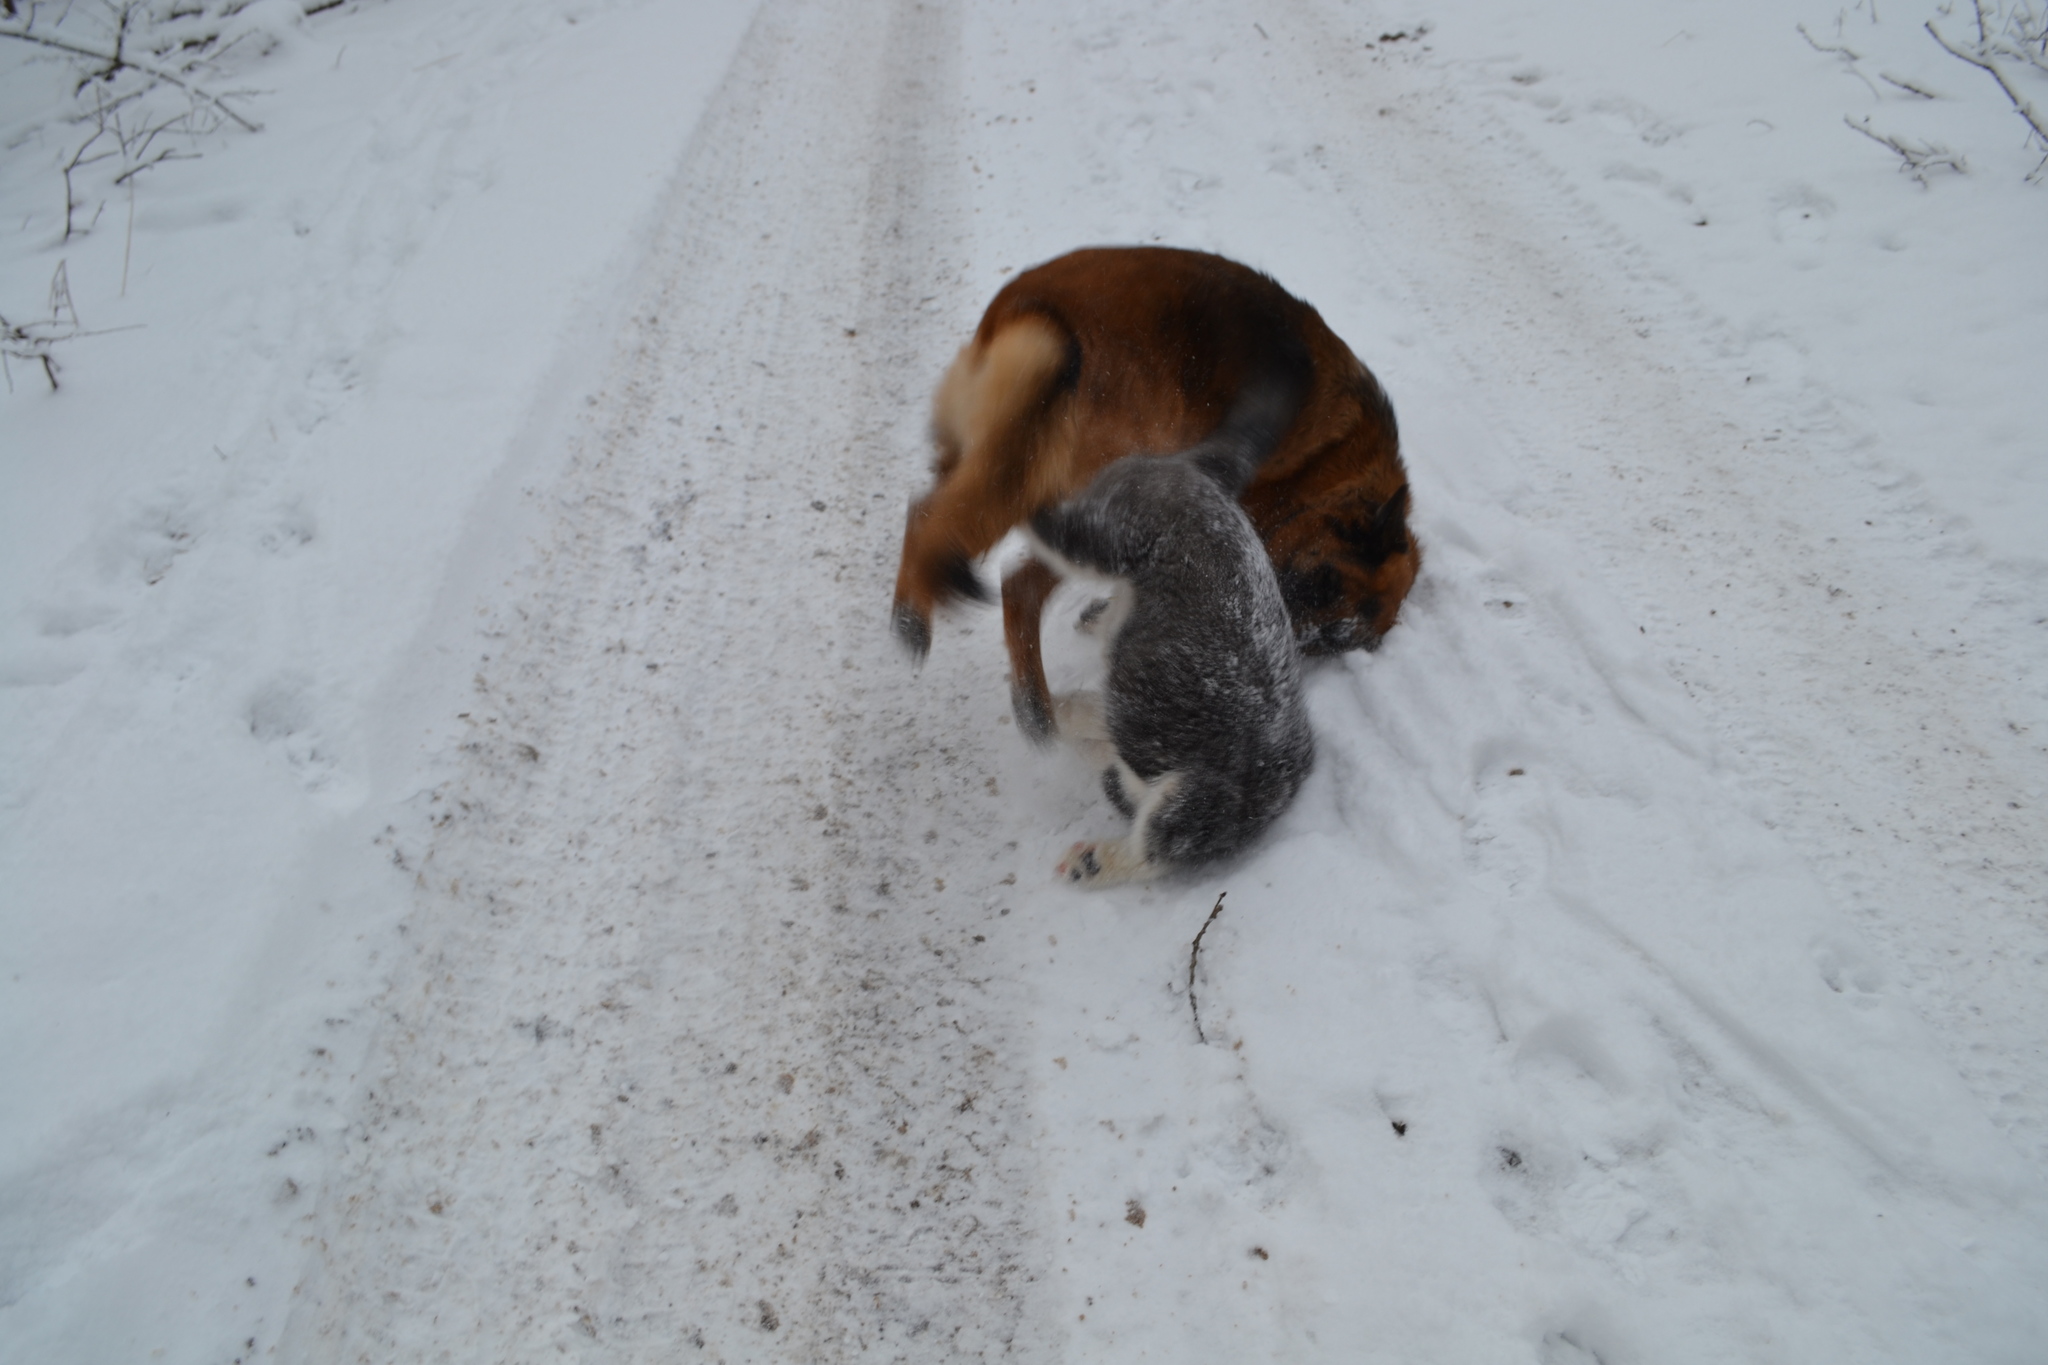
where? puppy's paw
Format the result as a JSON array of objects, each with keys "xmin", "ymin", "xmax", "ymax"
[
  {"xmin": 891, "ymin": 600, "xmax": 932, "ymax": 660},
  {"xmin": 1056, "ymin": 841, "xmax": 1104, "ymax": 883},
  {"xmin": 1010, "ymin": 678, "xmax": 1057, "ymax": 748}
]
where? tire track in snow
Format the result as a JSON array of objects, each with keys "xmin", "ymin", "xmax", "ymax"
[
  {"xmin": 286, "ymin": 3, "xmax": 1054, "ymax": 1359},
  {"xmin": 936, "ymin": 3, "xmax": 2045, "ymax": 1357},
  {"xmin": 1269, "ymin": 0, "xmax": 2048, "ymax": 1170}
]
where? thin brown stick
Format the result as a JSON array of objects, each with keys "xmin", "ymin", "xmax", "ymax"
[
  {"xmin": 1188, "ymin": 892, "xmax": 1227, "ymax": 1045},
  {"xmin": 1797, "ymin": 22, "xmax": 1882, "ymax": 98},
  {"xmin": 1879, "ymin": 71, "xmax": 1941, "ymax": 99},
  {"xmin": 112, "ymin": 146, "xmax": 197, "ymax": 185},
  {"xmin": 122, "ymin": 176, "xmax": 133, "ymax": 295},
  {"xmin": 61, "ymin": 126, "xmax": 117, "ymax": 241}
]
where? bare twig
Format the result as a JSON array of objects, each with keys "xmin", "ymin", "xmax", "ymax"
[
  {"xmin": 2, "ymin": 2, "xmax": 319, "ymax": 371},
  {"xmin": 0, "ymin": 261, "xmax": 146, "ymax": 393},
  {"xmin": 2, "ymin": 314, "xmax": 146, "ymax": 392},
  {"xmin": 1797, "ymin": 21, "xmax": 1862, "ymax": 60},
  {"xmin": 1799, "ymin": 22, "xmax": 1884, "ymax": 98},
  {"xmin": 1845, "ymin": 114, "xmax": 1969, "ymax": 181},
  {"xmin": 1929, "ymin": 10, "xmax": 2048, "ymax": 177},
  {"xmin": 2, "ymin": 262, "xmax": 72, "ymax": 390},
  {"xmin": 0, "ymin": 21, "xmax": 263, "ymax": 131},
  {"xmin": 1187, "ymin": 892, "xmax": 1227, "ymax": 1045},
  {"xmin": 123, "ymin": 177, "xmax": 134, "ymax": 295},
  {"xmin": 61, "ymin": 124, "xmax": 118, "ymax": 240},
  {"xmin": 49, "ymin": 259, "xmax": 76, "ymax": 328},
  {"xmin": 15, "ymin": 4, "xmax": 302, "ymax": 249},
  {"xmin": 113, "ymin": 146, "xmax": 198, "ymax": 185},
  {"xmin": 1880, "ymin": 71, "xmax": 1942, "ymax": 99}
]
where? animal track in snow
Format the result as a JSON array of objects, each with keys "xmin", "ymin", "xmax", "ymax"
[
  {"xmin": 103, "ymin": 492, "xmax": 201, "ymax": 586},
  {"xmin": 247, "ymin": 675, "xmax": 344, "ymax": 794}
]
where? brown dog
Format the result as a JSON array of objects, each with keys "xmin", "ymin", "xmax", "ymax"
[{"xmin": 892, "ymin": 246, "xmax": 1419, "ymax": 741}]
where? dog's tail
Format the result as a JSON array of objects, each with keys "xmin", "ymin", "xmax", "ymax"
[
  {"xmin": 1182, "ymin": 353, "xmax": 1312, "ymax": 496},
  {"xmin": 894, "ymin": 314, "xmax": 1074, "ymax": 657}
]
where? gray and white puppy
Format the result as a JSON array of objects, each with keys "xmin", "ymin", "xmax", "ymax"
[{"xmin": 1024, "ymin": 426, "xmax": 1314, "ymax": 886}]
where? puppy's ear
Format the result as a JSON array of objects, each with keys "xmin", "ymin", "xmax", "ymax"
[
  {"xmin": 1324, "ymin": 483, "xmax": 1412, "ymax": 569},
  {"xmin": 1267, "ymin": 483, "xmax": 1417, "ymax": 654}
]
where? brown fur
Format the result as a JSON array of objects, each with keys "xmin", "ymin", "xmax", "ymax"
[{"xmin": 893, "ymin": 246, "xmax": 1420, "ymax": 731}]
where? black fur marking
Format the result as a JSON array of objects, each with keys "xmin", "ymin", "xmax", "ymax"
[
  {"xmin": 892, "ymin": 602, "xmax": 931, "ymax": 659},
  {"xmin": 1075, "ymin": 597, "xmax": 1111, "ymax": 631},
  {"xmin": 939, "ymin": 554, "xmax": 991, "ymax": 604},
  {"xmin": 1353, "ymin": 369, "xmax": 1400, "ymax": 441},
  {"xmin": 1011, "ymin": 303, "xmax": 1085, "ymax": 401},
  {"xmin": 1053, "ymin": 334, "xmax": 1084, "ymax": 399},
  {"xmin": 1101, "ymin": 767, "xmax": 1137, "ymax": 818},
  {"xmin": 1010, "ymin": 678, "xmax": 1057, "ymax": 748}
]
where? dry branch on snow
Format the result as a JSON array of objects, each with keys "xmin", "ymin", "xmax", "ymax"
[{"xmin": 1927, "ymin": 0, "xmax": 2048, "ymax": 176}]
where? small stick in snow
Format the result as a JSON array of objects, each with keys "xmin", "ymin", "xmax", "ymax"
[
  {"xmin": 1187, "ymin": 892, "xmax": 1227, "ymax": 1045},
  {"xmin": 1798, "ymin": 22, "xmax": 1883, "ymax": 99},
  {"xmin": 1880, "ymin": 71, "xmax": 1942, "ymax": 99},
  {"xmin": 1795, "ymin": 21, "xmax": 1862, "ymax": 59},
  {"xmin": 1844, "ymin": 114, "xmax": 1968, "ymax": 182}
]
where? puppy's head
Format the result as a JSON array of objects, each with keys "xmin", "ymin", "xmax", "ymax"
[{"xmin": 1268, "ymin": 484, "xmax": 1418, "ymax": 655}]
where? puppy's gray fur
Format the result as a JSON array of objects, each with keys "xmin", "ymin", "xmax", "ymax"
[{"xmin": 1026, "ymin": 428, "xmax": 1313, "ymax": 886}]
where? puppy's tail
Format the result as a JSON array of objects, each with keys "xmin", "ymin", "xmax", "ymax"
[{"xmin": 1183, "ymin": 364, "xmax": 1308, "ymax": 494}]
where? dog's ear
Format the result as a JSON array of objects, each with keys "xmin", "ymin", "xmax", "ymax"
[{"xmin": 1324, "ymin": 483, "xmax": 1411, "ymax": 569}]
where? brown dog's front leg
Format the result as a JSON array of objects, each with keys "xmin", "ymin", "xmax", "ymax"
[{"xmin": 1002, "ymin": 556, "xmax": 1060, "ymax": 746}]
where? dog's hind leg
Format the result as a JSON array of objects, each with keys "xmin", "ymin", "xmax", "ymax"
[
  {"xmin": 894, "ymin": 317, "xmax": 1072, "ymax": 657},
  {"xmin": 1003, "ymin": 556, "xmax": 1060, "ymax": 744}
]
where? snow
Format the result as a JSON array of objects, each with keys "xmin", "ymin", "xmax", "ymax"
[{"xmin": 3, "ymin": 0, "xmax": 2043, "ymax": 1361}]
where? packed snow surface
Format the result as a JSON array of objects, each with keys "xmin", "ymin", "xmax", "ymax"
[{"xmin": 2, "ymin": 0, "xmax": 2043, "ymax": 1361}]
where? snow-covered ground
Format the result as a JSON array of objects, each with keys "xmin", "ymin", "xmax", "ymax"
[{"xmin": 3, "ymin": 0, "xmax": 2044, "ymax": 1361}]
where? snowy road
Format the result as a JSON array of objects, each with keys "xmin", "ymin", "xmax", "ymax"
[
  {"xmin": 5, "ymin": 0, "xmax": 2044, "ymax": 1361},
  {"xmin": 289, "ymin": 2, "xmax": 1058, "ymax": 1357},
  {"xmin": 291, "ymin": 0, "xmax": 2048, "ymax": 1359}
]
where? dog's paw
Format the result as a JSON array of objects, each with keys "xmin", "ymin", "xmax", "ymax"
[
  {"xmin": 1010, "ymin": 678, "xmax": 1058, "ymax": 748},
  {"xmin": 1057, "ymin": 841, "xmax": 1104, "ymax": 883},
  {"xmin": 891, "ymin": 600, "xmax": 932, "ymax": 660}
]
